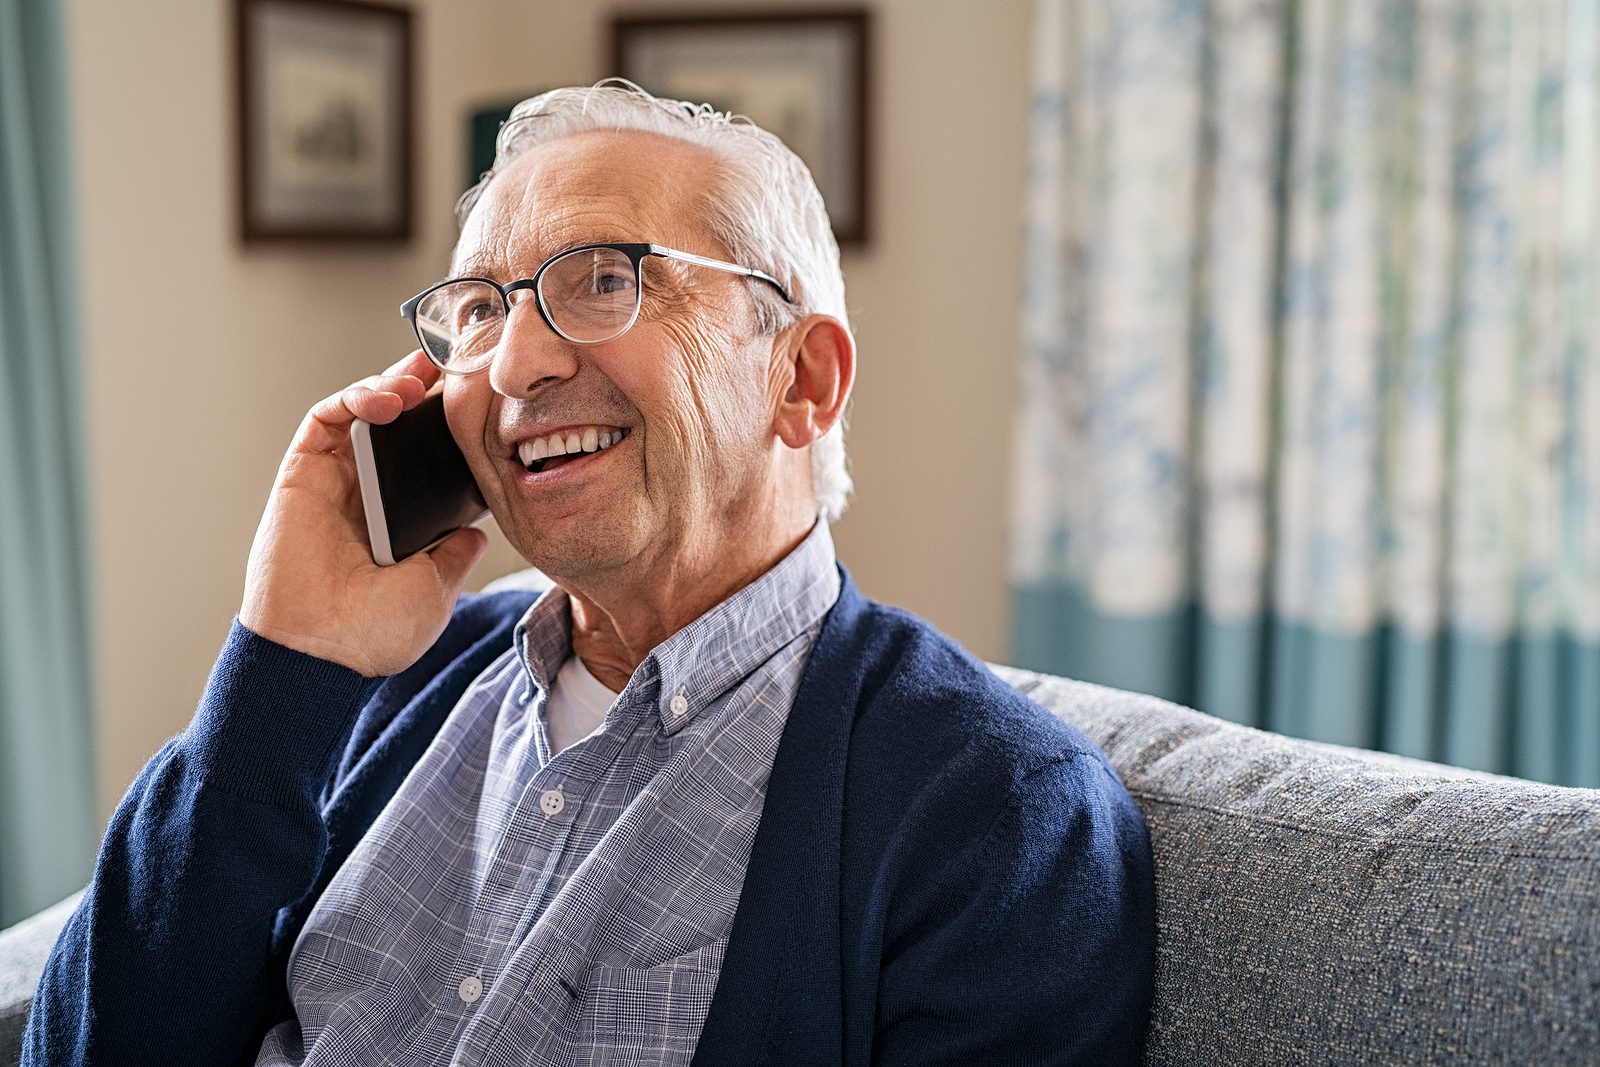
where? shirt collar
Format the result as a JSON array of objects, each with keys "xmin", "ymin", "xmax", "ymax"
[
  {"xmin": 513, "ymin": 521, "xmax": 840, "ymax": 735},
  {"xmin": 514, "ymin": 587, "xmax": 575, "ymax": 702}
]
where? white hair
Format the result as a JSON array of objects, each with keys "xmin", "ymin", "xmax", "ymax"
[{"xmin": 456, "ymin": 79, "xmax": 853, "ymax": 522}]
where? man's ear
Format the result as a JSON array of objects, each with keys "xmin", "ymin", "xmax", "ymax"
[{"xmin": 770, "ymin": 314, "xmax": 855, "ymax": 449}]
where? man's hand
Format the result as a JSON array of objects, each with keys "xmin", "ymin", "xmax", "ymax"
[{"xmin": 240, "ymin": 351, "xmax": 490, "ymax": 677}]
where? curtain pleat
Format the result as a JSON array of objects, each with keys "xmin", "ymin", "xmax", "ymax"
[
  {"xmin": 0, "ymin": 0, "xmax": 97, "ymax": 926},
  {"xmin": 1014, "ymin": 0, "xmax": 1600, "ymax": 786}
]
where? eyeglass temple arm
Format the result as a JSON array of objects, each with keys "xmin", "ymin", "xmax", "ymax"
[{"xmin": 655, "ymin": 247, "xmax": 795, "ymax": 304}]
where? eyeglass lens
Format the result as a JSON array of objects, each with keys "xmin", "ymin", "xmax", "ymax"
[{"xmin": 412, "ymin": 246, "xmax": 643, "ymax": 370}]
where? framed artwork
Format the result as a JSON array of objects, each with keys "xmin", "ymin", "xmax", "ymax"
[
  {"xmin": 235, "ymin": 0, "xmax": 414, "ymax": 242},
  {"xmin": 613, "ymin": 10, "xmax": 872, "ymax": 246}
]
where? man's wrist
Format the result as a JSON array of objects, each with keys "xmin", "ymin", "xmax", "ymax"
[
  {"xmin": 179, "ymin": 619, "xmax": 379, "ymax": 808},
  {"xmin": 237, "ymin": 599, "xmax": 384, "ymax": 678}
]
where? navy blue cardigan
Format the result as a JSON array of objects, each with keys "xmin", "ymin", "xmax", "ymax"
[{"xmin": 25, "ymin": 569, "xmax": 1154, "ymax": 1065}]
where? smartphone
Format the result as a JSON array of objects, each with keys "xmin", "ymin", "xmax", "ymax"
[{"xmin": 351, "ymin": 391, "xmax": 490, "ymax": 566}]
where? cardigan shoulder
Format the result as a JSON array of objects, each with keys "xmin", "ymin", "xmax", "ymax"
[
  {"xmin": 817, "ymin": 576, "xmax": 1140, "ymax": 914},
  {"xmin": 835, "ymin": 592, "xmax": 1109, "ymax": 801},
  {"xmin": 705, "ymin": 569, "xmax": 1154, "ymax": 1065},
  {"xmin": 832, "ymin": 597, "xmax": 1155, "ymax": 1065}
]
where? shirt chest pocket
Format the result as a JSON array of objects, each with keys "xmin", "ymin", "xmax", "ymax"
[{"xmin": 569, "ymin": 938, "xmax": 729, "ymax": 1055}]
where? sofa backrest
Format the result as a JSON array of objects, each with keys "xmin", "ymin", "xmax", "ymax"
[
  {"xmin": 6, "ymin": 667, "xmax": 1598, "ymax": 1065},
  {"xmin": 993, "ymin": 666, "xmax": 1600, "ymax": 1066}
]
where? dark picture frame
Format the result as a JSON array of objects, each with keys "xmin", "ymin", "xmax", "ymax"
[
  {"xmin": 613, "ymin": 9, "xmax": 872, "ymax": 246},
  {"xmin": 236, "ymin": 0, "xmax": 414, "ymax": 242}
]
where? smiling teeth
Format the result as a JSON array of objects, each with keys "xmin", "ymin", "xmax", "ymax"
[{"xmin": 517, "ymin": 427, "xmax": 627, "ymax": 468}]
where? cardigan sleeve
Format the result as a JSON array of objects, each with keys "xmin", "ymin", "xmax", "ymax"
[
  {"xmin": 871, "ymin": 749, "xmax": 1156, "ymax": 1066},
  {"xmin": 22, "ymin": 620, "xmax": 380, "ymax": 1067}
]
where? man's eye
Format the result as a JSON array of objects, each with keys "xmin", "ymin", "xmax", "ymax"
[
  {"xmin": 592, "ymin": 271, "xmax": 635, "ymax": 296},
  {"xmin": 459, "ymin": 301, "xmax": 503, "ymax": 328}
]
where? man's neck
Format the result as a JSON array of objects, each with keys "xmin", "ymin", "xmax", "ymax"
[{"xmin": 560, "ymin": 519, "xmax": 818, "ymax": 693}]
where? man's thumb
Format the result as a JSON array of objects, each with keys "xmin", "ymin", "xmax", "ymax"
[{"xmin": 429, "ymin": 525, "xmax": 490, "ymax": 589}]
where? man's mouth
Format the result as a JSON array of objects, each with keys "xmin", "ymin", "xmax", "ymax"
[{"xmin": 515, "ymin": 426, "xmax": 630, "ymax": 473}]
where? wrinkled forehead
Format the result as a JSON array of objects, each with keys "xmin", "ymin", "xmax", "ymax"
[{"xmin": 452, "ymin": 129, "xmax": 724, "ymax": 276}]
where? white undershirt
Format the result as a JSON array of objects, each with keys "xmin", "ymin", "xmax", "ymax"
[{"xmin": 544, "ymin": 654, "xmax": 621, "ymax": 756}]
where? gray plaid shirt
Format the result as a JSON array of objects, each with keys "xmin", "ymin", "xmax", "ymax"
[{"xmin": 256, "ymin": 522, "xmax": 839, "ymax": 1066}]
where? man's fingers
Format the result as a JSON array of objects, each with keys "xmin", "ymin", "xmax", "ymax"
[
  {"xmin": 297, "ymin": 387, "xmax": 402, "ymax": 454},
  {"xmin": 295, "ymin": 353, "xmax": 440, "ymax": 455},
  {"xmin": 382, "ymin": 349, "xmax": 440, "ymax": 382},
  {"xmin": 353, "ymin": 373, "xmax": 430, "ymax": 409}
]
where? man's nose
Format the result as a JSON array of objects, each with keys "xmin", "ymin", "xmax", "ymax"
[{"xmin": 488, "ymin": 295, "xmax": 580, "ymax": 398}]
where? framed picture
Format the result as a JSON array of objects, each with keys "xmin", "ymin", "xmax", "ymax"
[
  {"xmin": 235, "ymin": 0, "xmax": 414, "ymax": 242},
  {"xmin": 613, "ymin": 10, "xmax": 872, "ymax": 246}
]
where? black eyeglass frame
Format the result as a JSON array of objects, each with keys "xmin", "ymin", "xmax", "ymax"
[{"xmin": 399, "ymin": 241, "xmax": 796, "ymax": 373}]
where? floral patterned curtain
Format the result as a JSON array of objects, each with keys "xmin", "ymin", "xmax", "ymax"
[{"xmin": 1014, "ymin": 0, "xmax": 1600, "ymax": 785}]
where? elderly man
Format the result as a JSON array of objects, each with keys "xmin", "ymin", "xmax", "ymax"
[{"xmin": 25, "ymin": 83, "xmax": 1154, "ymax": 1065}]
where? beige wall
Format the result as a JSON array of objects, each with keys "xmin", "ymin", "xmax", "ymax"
[{"xmin": 67, "ymin": 0, "xmax": 1031, "ymax": 819}]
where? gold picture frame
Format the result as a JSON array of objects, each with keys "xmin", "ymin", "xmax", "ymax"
[{"xmin": 614, "ymin": 10, "xmax": 872, "ymax": 246}]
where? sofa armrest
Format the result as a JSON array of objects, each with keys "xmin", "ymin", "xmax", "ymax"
[{"xmin": 0, "ymin": 891, "xmax": 83, "ymax": 1065}]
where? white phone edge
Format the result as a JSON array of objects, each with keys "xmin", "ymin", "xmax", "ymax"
[{"xmin": 350, "ymin": 418, "xmax": 399, "ymax": 567}]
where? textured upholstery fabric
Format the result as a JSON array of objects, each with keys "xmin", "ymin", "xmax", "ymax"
[
  {"xmin": 5, "ymin": 669, "xmax": 1597, "ymax": 1066},
  {"xmin": 993, "ymin": 666, "xmax": 1600, "ymax": 1065},
  {"xmin": 0, "ymin": 893, "xmax": 81, "ymax": 1061}
]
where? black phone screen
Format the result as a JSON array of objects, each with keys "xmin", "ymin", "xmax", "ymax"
[{"xmin": 364, "ymin": 392, "xmax": 488, "ymax": 562}]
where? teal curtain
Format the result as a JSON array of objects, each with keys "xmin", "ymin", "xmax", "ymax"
[
  {"xmin": 0, "ymin": 0, "xmax": 97, "ymax": 925},
  {"xmin": 1014, "ymin": 0, "xmax": 1600, "ymax": 786}
]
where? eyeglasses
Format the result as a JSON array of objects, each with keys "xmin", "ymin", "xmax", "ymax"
[{"xmin": 400, "ymin": 242, "xmax": 794, "ymax": 374}]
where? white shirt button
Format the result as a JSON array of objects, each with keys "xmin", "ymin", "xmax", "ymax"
[
  {"xmin": 539, "ymin": 788, "xmax": 565, "ymax": 815},
  {"xmin": 458, "ymin": 975, "xmax": 483, "ymax": 1004},
  {"xmin": 670, "ymin": 692, "xmax": 689, "ymax": 717}
]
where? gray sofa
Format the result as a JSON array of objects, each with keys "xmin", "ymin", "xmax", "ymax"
[{"xmin": 4, "ymin": 667, "xmax": 1597, "ymax": 1065}]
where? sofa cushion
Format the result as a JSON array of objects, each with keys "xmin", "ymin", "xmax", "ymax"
[
  {"xmin": 0, "ymin": 890, "xmax": 82, "ymax": 1061},
  {"xmin": 995, "ymin": 666, "xmax": 1600, "ymax": 1066}
]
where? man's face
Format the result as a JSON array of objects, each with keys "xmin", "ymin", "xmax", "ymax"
[{"xmin": 443, "ymin": 130, "xmax": 786, "ymax": 585}]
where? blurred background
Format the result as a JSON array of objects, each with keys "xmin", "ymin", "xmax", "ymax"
[{"xmin": 2, "ymin": 0, "xmax": 1597, "ymax": 928}]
